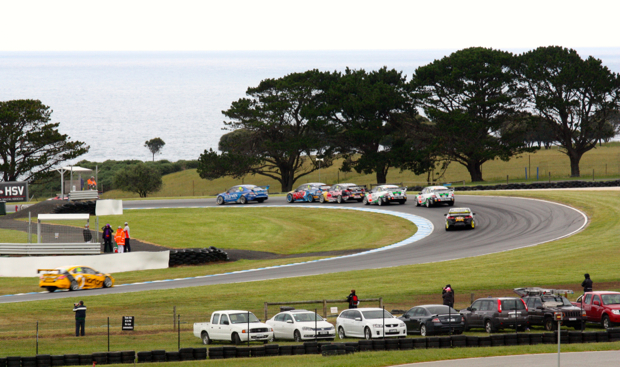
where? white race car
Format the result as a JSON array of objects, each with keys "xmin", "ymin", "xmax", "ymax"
[
  {"xmin": 362, "ymin": 185, "xmax": 407, "ymax": 206},
  {"xmin": 414, "ymin": 186, "xmax": 455, "ymax": 207}
]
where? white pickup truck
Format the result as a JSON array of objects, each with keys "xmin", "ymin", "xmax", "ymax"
[{"xmin": 193, "ymin": 310, "xmax": 274, "ymax": 345}]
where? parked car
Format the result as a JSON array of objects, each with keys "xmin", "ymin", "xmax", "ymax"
[
  {"xmin": 414, "ymin": 186, "xmax": 455, "ymax": 207},
  {"xmin": 193, "ymin": 310, "xmax": 274, "ymax": 345},
  {"xmin": 216, "ymin": 185, "xmax": 269, "ymax": 205},
  {"xmin": 572, "ymin": 291, "xmax": 620, "ymax": 329},
  {"xmin": 460, "ymin": 297, "xmax": 529, "ymax": 333},
  {"xmin": 38, "ymin": 266, "xmax": 114, "ymax": 292},
  {"xmin": 398, "ymin": 304, "xmax": 464, "ymax": 336},
  {"xmin": 336, "ymin": 308, "xmax": 407, "ymax": 340},
  {"xmin": 514, "ymin": 287, "xmax": 583, "ymax": 330},
  {"xmin": 362, "ymin": 185, "xmax": 407, "ymax": 206},
  {"xmin": 266, "ymin": 309, "xmax": 335, "ymax": 341},
  {"xmin": 444, "ymin": 207, "xmax": 476, "ymax": 231},
  {"xmin": 319, "ymin": 183, "xmax": 366, "ymax": 203},
  {"xmin": 286, "ymin": 183, "xmax": 326, "ymax": 203}
]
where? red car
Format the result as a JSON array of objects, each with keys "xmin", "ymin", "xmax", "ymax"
[
  {"xmin": 572, "ymin": 291, "xmax": 620, "ymax": 329},
  {"xmin": 319, "ymin": 183, "xmax": 366, "ymax": 204}
]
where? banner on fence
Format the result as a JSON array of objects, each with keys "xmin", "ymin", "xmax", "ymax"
[{"xmin": 0, "ymin": 181, "xmax": 28, "ymax": 202}]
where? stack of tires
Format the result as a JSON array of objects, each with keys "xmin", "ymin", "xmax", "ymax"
[
  {"xmin": 358, "ymin": 340, "xmax": 373, "ymax": 351},
  {"xmin": 451, "ymin": 335, "xmax": 466, "ymax": 347},
  {"xmin": 608, "ymin": 327, "xmax": 620, "ymax": 342},
  {"xmin": 136, "ymin": 351, "xmax": 151, "ymax": 363},
  {"xmin": 303, "ymin": 342, "xmax": 319, "ymax": 355},
  {"xmin": 235, "ymin": 348, "xmax": 250, "ymax": 358},
  {"xmin": 52, "ymin": 201, "xmax": 96, "ymax": 215},
  {"xmin": 151, "ymin": 350, "xmax": 166, "ymax": 362},
  {"xmin": 264, "ymin": 344, "xmax": 279, "ymax": 357},
  {"xmin": 279, "ymin": 345, "xmax": 293, "ymax": 355},
  {"xmin": 398, "ymin": 338, "xmax": 414, "ymax": 350},
  {"xmin": 0, "ymin": 358, "xmax": 6, "ymax": 367},
  {"xmin": 78, "ymin": 355, "xmax": 91, "ymax": 366},
  {"xmin": 36, "ymin": 355, "xmax": 51, "ymax": 367},
  {"xmin": 7, "ymin": 357, "xmax": 21, "ymax": 367},
  {"xmin": 21, "ymin": 357, "xmax": 36, "ymax": 367},
  {"xmin": 249, "ymin": 346, "xmax": 265, "ymax": 357},
  {"xmin": 120, "ymin": 351, "xmax": 135, "ymax": 364},
  {"xmin": 413, "ymin": 338, "xmax": 427, "ymax": 349},
  {"xmin": 106, "ymin": 352, "xmax": 121, "ymax": 365},
  {"xmin": 63, "ymin": 355, "xmax": 79, "ymax": 366},
  {"xmin": 164, "ymin": 352, "xmax": 179, "ymax": 362},
  {"xmin": 193, "ymin": 348, "xmax": 207, "ymax": 360},
  {"xmin": 207, "ymin": 347, "xmax": 223, "ymax": 360},
  {"xmin": 168, "ymin": 247, "xmax": 229, "ymax": 267},
  {"xmin": 222, "ymin": 347, "xmax": 237, "ymax": 359},
  {"xmin": 178, "ymin": 348, "xmax": 194, "ymax": 361},
  {"xmin": 91, "ymin": 353, "xmax": 106, "ymax": 365}
]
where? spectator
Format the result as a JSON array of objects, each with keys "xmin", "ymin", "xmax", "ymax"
[
  {"xmin": 442, "ymin": 285, "xmax": 454, "ymax": 308},
  {"xmin": 73, "ymin": 301, "xmax": 87, "ymax": 336},
  {"xmin": 346, "ymin": 289, "xmax": 359, "ymax": 309},
  {"xmin": 101, "ymin": 224, "xmax": 113, "ymax": 253},
  {"xmin": 115, "ymin": 226, "xmax": 125, "ymax": 253},
  {"xmin": 82, "ymin": 224, "xmax": 92, "ymax": 243},
  {"xmin": 123, "ymin": 222, "xmax": 131, "ymax": 252},
  {"xmin": 87, "ymin": 176, "xmax": 97, "ymax": 190},
  {"xmin": 582, "ymin": 273, "xmax": 593, "ymax": 293}
]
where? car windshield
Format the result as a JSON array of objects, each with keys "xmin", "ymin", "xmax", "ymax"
[
  {"xmin": 379, "ymin": 186, "xmax": 398, "ymax": 190},
  {"xmin": 433, "ymin": 190, "xmax": 451, "ymax": 195},
  {"xmin": 541, "ymin": 296, "xmax": 573, "ymax": 306},
  {"xmin": 361, "ymin": 310, "xmax": 393, "ymax": 319},
  {"xmin": 449, "ymin": 210, "xmax": 471, "ymax": 215},
  {"xmin": 426, "ymin": 306, "xmax": 459, "ymax": 315},
  {"xmin": 229, "ymin": 313, "xmax": 260, "ymax": 324},
  {"xmin": 602, "ymin": 294, "xmax": 620, "ymax": 305},
  {"xmin": 243, "ymin": 185, "xmax": 258, "ymax": 190},
  {"xmin": 292, "ymin": 312, "xmax": 324, "ymax": 322}
]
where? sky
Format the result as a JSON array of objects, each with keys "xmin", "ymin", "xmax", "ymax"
[{"xmin": 2, "ymin": 0, "xmax": 619, "ymax": 51}]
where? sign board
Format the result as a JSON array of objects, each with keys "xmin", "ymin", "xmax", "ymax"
[
  {"xmin": 330, "ymin": 307, "xmax": 338, "ymax": 314},
  {"xmin": 554, "ymin": 312, "xmax": 563, "ymax": 321},
  {"xmin": 122, "ymin": 316, "xmax": 135, "ymax": 330},
  {"xmin": 0, "ymin": 182, "xmax": 29, "ymax": 202}
]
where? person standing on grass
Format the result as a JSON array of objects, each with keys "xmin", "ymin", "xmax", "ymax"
[
  {"xmin": 73, "ymin": 301, "xmax": 87, "ymax": 336},
  {"xmin": 102, "ymin": 224, "xmax": 113, "ymax": 253},
  {"xmin": 347, "ymin": 289, "xmax": 359, "ymax": 309},
  {"xmin": 115, "ymin": 226, "xmax": 125, "ymax": 253},
  {"xmin": 442, "ymin": 285, "xmax": 454, "ymax": 308},
  {"xmin": 123, "ymin": 222, "xmax": 131, "ymax": 252},
  {"xmin": 582, "ymin": 273, "xmax": 593, "ymax": 293}
]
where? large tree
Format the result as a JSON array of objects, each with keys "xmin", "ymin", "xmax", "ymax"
[
  {"xmin": 0, "ymin": 99, "xmax": 89, "ymax": 182},
  {"xmin": 197, "ymin": 70, "xmax": 334, "ymax": 192},
  {"xmin": 517, "ymin": 46, "xmax": 620, "ymax": 177},
  {"xmin": 413, "ymin": 47, "xmax": 536, "ymax": 182},
  {"xmin": 113, "ymin": 162, "xmax": 162, "ymax": 198},
  {"xmin": 324, "ymin": 67, "xmax": 417, "ymax": 184}
]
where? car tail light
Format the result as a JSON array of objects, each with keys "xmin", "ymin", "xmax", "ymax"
[
  {"xmin": 521, "ymin": 298, "xmax": 528, "ymax": 311},
  {"xmin": 464, "ymin": 215, "xmax": 472, "ymax": 219},
  {"xmin": 431, "ymin": 195, "xmax": 437, "ymax": 198},
  {"xmin": 58, "ymin": 275, "xmax": 66, "ymax": 280},
  {"xmin": 431, "ymin": 318, "xmax": 440, "ymax": 323},
  {"xmin": 497, "ymin": 300, "xmax": 502, "ymax": 313},
  {"xmin": 446, "ymin": 216, "xmax": 454, "ymax": 220}
]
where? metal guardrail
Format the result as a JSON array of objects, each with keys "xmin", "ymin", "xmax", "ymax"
[
  {"xmin": 0, "ymin": 242, "xmax": 100, "ymax": 255},
  {"xmin": 68, "ymin": 190, "xmax": 99, "ymax": 201}
]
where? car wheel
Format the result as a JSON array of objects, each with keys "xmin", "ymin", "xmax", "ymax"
[
  {"xmin": 239, "ymin": 196, "xmax": 247, "ymax": 204},
  {"xmin": 357, "ymin": 199, "xmax": 363, "ymax": 202},
  {"xmin": 364, "ymin": 327, "xmax": 372, "ymax": 340},
  {"xmin": 470, "ymin": 221, "xmax": 475, "ymax": 230},
  {"xmin": 399, "ymin": 200, "xmax": 405, "ymax": 204},
  {"xmin": 420, "ymin": 324, "xmax": 428, "ymax": 337},
  {"xmin": 544, "ymin": 317, "xmax": 554, "ymax": 331},
  {"xmin": 307, "ymin": 195, "xmax": 314, "ymax": 203},
  {"xmin": 426, "ymin": 200, "xmax": 431, "ymax": 208},
  {"xmin": 103, "ymin": 277, "xmax": 112, "ymax": 288},
  {"xmin": 70, "ymin": 280, "xmax": 79, "ymax": 291},
  {"xmin": 416, "ymin": 199, "xmax": 420, "ymax": 207},
  {"xmin": 46, "ymin": 286, "xmax": 57, "ymax": 292},
  {"xmin": 338, "ymin": 327, "xmax": 346, "ymax": 339},
  {"xmin": 445, "ymin": 222, "xmax": 451, "ymax": 231},
  {"xmin": 463, "ymin": 319, "xmax": 470, "ymax": 332},
  {"xmin": 485, "ymin": 319, "xmax": 495, "ymax": 333},
  {"xmin": 201, "ymin": 331, "xmax": 211, "ymax": 345},
  {"xmin": 257, "ymin": 198, "xmax": 265, "ymax": 203},
  {"xmin": 378, "ymin": 198, "xmax": 383, "ymax": 206},
  {"xmin": 216, "ymin": 196, "xmax": 225, "ymax": 205},
  {"xmin": 337, "ymin": 195, "xmax": 342, "ymax": 204},
  {"xmin": 448, "ymin": 201, "xmax": 454, "ymax": 206},
  {"xmin": 294, "ymin": 330, "xmax": 302, "ymax": 342},
  {"xmin": 232, "ymin": 332, "xmax": 241, "ymax": 345},
  {"xmin": 286, "ymin": 194, "xmax": 294, "ymax": 203},
  {"xmin": 602, "ymin": 314, "xmax": 611, "ymax": 329},
  {"xmin": 363, "ymin": 197, "xmax": 369, "ymax": 205},
  {"xmin": 319, "ymin": 195, "xmax": 325, "ymax": 203}
]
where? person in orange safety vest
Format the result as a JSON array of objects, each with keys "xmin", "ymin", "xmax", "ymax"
[
  {"xmin": 114, "ymin": 226, "xmax": 126, "ymax": 253},
  {"xmin": 87, "ymin": 176, "xmax": 97, "ymax": 190}
]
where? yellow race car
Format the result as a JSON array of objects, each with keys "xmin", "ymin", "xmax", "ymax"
[{"xmin": 38, "ymin": 266, "xmax": 114, "ymax": 292}]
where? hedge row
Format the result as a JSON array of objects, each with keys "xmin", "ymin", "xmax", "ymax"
[
  {"xmin": 52, "ymin": 201, "xmax": 96, "ymax": 215},
  {"xmin": 168, "ymin": 247, "xmax": 229, "ymax": 267},
  {"xmin": 448, "ymin": 179, "xmax": 620, "ymax": 192}
]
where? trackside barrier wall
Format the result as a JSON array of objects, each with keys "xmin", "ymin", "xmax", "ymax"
[
  {"xmin": 264, "ymin": 298, "xmax": 383, "ymax": 320},
  {"xmin": 0, "ymin": 251, "xmax": 170, "ymax": 277}
]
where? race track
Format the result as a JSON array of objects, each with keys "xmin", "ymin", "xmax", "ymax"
[{"xmin": 0, "ymin": 195, "xmax": 587, "ymax": 303}]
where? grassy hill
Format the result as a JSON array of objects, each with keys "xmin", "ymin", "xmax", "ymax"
[{"xmin": 102, "ymin": 142, "xmax": 620, "ymax": 199}]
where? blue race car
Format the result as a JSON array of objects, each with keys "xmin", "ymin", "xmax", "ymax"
[
  {"xmin": 216, "ymin": 185, "xmax": 269, "ymax": 205},
  {"xmin": 286, "ymin": 183, "xmax": 326, "ymax": 203}
]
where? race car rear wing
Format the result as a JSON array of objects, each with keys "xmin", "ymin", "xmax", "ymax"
[
  {"xmin": 514, "ymin": 287, "xmax": 575, "ymax": 297},
  {"xmin": 37, "ymin": 269, "xmax": 60, "ymax": 274}
]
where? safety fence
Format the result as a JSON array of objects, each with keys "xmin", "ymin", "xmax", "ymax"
[{"xmin": 264, "ymin": 298, "xmax": 383, "ymax": 320}]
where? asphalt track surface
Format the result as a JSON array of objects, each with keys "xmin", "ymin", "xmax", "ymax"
[{"xmin": 1, "ymin": 195, "xmax": 587, "ymax": 304}]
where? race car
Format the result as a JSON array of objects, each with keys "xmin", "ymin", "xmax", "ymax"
[
  {"xmin": 216, "ymin": 185, "xmax": 269, "ymax": 205},
  {"xmin": 444, "ymin": 207, "xmax": 475, "ymax": 231},
  {"xmin": 319, "ymin": 183, "xmax": 366, "ymax": 203},
  {"xmin": 286, "ymin": 183, "xmax": 326, "ymax": 203},
  {"xmin": 362, "ymin": 185, "xmax": 407, "ymax": 206},
  {"xmin": 414, "ymin": 186, "xmax": 455, "ymax": 207},
  {"xmin": 38, "ymin": 266, "xmax": 114, "ymax": 292}
]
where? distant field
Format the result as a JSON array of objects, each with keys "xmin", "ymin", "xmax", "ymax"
[{"xmin": 102, "ymin": 142, "xmax": 620, "ymax": 198}]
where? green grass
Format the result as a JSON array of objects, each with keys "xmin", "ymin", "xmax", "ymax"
[
  {"xmin": 101, "ymin": 142, "xmax": 620, "ymax": 198},
  {"xmin": 0, "ymin": 228, "xmax": 28, "ymax": 243}
]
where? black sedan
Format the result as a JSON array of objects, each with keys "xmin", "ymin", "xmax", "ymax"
[
  {"xmin": 398, "ymin": 305, "xmax": 464, "ymax": 336},
  {"xmin": 444, "ymin": 207, "xmax": 475, "ymax": 231}
]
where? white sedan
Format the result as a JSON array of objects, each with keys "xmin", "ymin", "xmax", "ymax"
[
  {"xmin": 266, "ymin": 310, "xmax": 335, "ymax": 341},
  {"xmin": 336, "ymin": 308, "xmax": 407, "ymax": 339}
]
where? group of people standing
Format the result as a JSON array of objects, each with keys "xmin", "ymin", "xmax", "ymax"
[{"xmin": 101, "ymin": 222, "xmax": 131, "ymax": 253}]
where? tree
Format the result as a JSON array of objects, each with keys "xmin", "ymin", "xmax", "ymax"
[
  {"xmin": 197, "ymin": 70, "xmax": 335, "ymax": 192},
  {"xmin": 413, "ymin": 47, "xmax": 536, "ymax": 182},
  {"xmin": 517, "ymin": 46, "xmax": 620, "ymax": 177},
  {"xmin": 324, "ymin": 67, "xmax": 417, "ymax": 184},
  {"xmin": 0, "ymin": 99, "xmax": 89, "ymax": 182},
  {"xmin": 113, "ymin": 163, "xmax": 162, "ymax": 198},
  {"xmin": 144, "ymin": 137, "xmax": 166, "ymax": 161}
]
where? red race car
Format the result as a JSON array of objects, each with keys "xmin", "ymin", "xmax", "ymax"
[{"xmin": 319, "ymin": 183, "xmax": 366, "ymax": 204}]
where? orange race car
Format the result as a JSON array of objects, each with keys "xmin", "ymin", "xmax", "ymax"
[{"xmin": 38, "ymin": 266, "xmax": 114, "ymax": 292}]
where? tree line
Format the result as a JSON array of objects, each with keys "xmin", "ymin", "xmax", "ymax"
[{"xmin": 197, "ymin": 46, "xmax": 620, "ymax": 191}]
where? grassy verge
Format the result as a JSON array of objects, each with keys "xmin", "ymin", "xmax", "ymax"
[{"xmin": 0, "ymin": 228, "xmax": 28, "ymax": 243}]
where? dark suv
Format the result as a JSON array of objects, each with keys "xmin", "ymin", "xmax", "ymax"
[
  {"xmin": 460, "ymin": 297, "xmax": 529, "ymax": 333},
  {"xmin": 515, "ymin": 288, "xmax": 583, "ymax": 331}
]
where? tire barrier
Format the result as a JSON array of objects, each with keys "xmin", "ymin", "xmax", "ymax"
[
  {"xmin": 52, "ymin": 201, "xmax": 96, "ymax": 215},
  {"xmin": 407, "ymin": 179, "xmax": 620, "ymax": 193},
  {"xmin": 168, "ymin": 247, "xmax": 229, "ymax": 267}
]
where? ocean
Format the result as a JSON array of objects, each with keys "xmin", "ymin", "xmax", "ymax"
[{"xmin": 2, "ymin": 49, "xmax": 619, "ymax": 163}]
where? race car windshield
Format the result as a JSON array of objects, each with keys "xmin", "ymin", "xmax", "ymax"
[
  {"xmin": 229, "ymin": 313, "xmax": 260, "ymax": 324},
  {"xmin": 602, "ymin": 294, "xmax": 620, "ymax": 305},
  {"xmin": 293, "ymin": 313, "xmax": 324, "ymax": 322},
  {"xmin": 433, "ymin": 190, "xmax": 451, "ymax": 194},
  {"xmin": 362, "ymin": 310, "xmax": 393, "ymax": 319}
]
